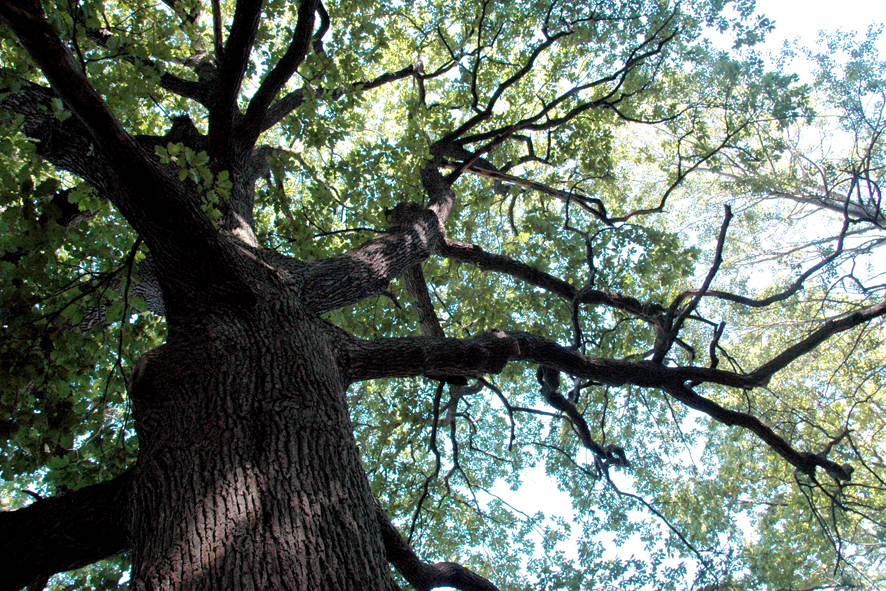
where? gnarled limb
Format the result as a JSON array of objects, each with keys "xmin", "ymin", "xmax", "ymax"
[
  {"xmin": 0, "ymin": 473, "xmax": 131, "ymax": 591},
  {"xmin": 297, "ymin": 203, "xmax": 443, "ymax": 314}
]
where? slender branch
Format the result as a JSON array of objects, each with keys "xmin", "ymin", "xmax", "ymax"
[
  {"xmin": 662, "ymin": 383, "xmax": 852, "ymax": 481},
  {"xmin": 689, "ymin": 211, "xmax": 851, "ymax": 309},
  {"xmin": 442, "ymin": 161, "xmax": 607, "ymax": 221},
  {"xmin": 438, "ymin": 238, "xmax": 665, "ymax": 320},
  {"xmin": 653, "ymin": 204, "xmax": 732, "ymax": 363},
  {"xmin": 439, "ymin": 238, "xmax": 576, "ymax": 299},
  {"xmin": 376, "ymin": 501, "xmax": 501, "ymax": 591},
  {"xmin": 261, "ymin": 64, "xmax": 418, "ymax": 133},
  {"xmin": 79, "ymin": 25, "xmax": 210, "ymax": 104}
]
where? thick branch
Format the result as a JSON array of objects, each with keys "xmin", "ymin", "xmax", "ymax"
[
  {"xmin": 0, "ymin": 473, "xmax": 131, "ymax": 591},
  {"xmin": 209, "ymin": 0, "xmax": 263, "ymax": 164},
  {"xmin": 442, "ymin": 161, "xmax": 608, "ymax": 221},
  {"xmin": 748, "ymin": 300, "xmax": 886, "ymax": 385},
  {"xmin": 0, "ymin": 2, "xmax": 222, "ymax": 262},
  {"xmin": 403, "ymin": 265, "xmax": 446, "ymax": 338},
  {"xmin": 298, "ymin": 203, "xmax": 443, "ymax": 315},
  {"xmin": 345, "ymin": 317, "xmax": 886, "ymax": 480},
  {"xmin": 240, "ymin": 0, "xmax": 319, "ymax": 146},
  {"xmin": 0, "ymin": 84, "xmax": 118, "ymax": 190},
  {"xmin": 0, "ymin": 2, "xmax": 153, "ymax": 173}
]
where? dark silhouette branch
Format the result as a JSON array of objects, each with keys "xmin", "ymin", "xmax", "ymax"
[
  {"xmin": 377, "ymin": 500, "xmax": 502, "ymax": 591},
  {"xmin": 438, "ymin": 238, "xmax": 665, "ymax": 321},
  {"xmin": 345, "ymin": 311, "xmax": 886, "ymax": 481},
  {"xmin": 209, "ymin": 0, "xmax": 263, "ymax": 165},
  {"xmin": 0, "ymin": 473, "xmax": 131, "ymax": 591},
  {"xmin": 240, "ymin": 0, "xmax": 319, "ymax": 146},
  {"xmin": 260, "ymin": 64, "xmax": 419, "ymax": 133},
  {"xmin": 654, "ymin": 204, "xmax": 732, "ymax": 363},
  {"xmin": 662, "ymin": 383, "xmax": 852, "ymax": 481}
]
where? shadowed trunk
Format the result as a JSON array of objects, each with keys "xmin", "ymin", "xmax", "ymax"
[{"xmin": 127, "ymin": 293, "xmax": 397, "ymax": 590}]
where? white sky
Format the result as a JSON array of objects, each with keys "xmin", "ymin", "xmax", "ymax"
[{"xmin": 757, "ymin": 0, "xmax": 886, "ymax": 51}]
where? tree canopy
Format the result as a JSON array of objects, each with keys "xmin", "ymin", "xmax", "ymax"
[{"xmin": 0, "ymin": 0, "xmax": 884, "ymax": 589}]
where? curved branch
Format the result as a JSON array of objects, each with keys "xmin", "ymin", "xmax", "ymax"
[
  {"xmin": 240, "ymin": 0, "xmax": 319, "ymax": 146},
  {"xmin": 0, "ymin": 2, "xmax": 226, "ymax": 274},
  {"xmin": 748, "ymin": 300, "xmax": 886, "ymax": 385},
  {"xmin": 79, "ymin": 25, "xmax": 210, "ymax": 104},
  {"xmin": 0, "ymin": 83, "xmax": 118, "ymax": 190},
  {"xmin": 438, "ymin": 238, "xmax": 665, "ymax": 320},
  {"xmin": 439, "ymin": 238, "xmax": 576, "ymax": 299},
  {"xmin": 345, "ymin": 313, "xmax": 886, "ymax": 481},
  {"xmin": 376, "ymin": 501, "xmax": 502, "ymax": 591},
  {"xmin": 0, "ymin": 473, "xmax": 131, "ymax": 591},
  {"xmin": 662, "ymin": 383, "xmax": 852, "ymax": 481}
]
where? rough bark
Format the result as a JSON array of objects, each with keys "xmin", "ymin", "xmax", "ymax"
[{"xmin": 126, "ymin": 294, "xmax": 397, "ymax": 591}]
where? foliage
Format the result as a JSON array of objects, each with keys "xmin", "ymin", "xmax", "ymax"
[{"xmin": 1, "ymin": 0, "xmax": 885, "ymax": 590}]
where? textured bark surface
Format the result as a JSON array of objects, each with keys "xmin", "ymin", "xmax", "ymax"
[{"xmin": 127, "ymin": 294, "xmax": 396, "ymax": 591}]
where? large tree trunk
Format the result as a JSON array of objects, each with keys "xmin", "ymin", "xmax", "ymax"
[{"xmin": 127, "ymin": 292, "xmax": 397, "ymax": 590}]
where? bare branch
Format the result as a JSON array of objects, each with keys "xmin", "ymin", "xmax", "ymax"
[
  {"xmin": 662, "ymin": 382, "xmax": 852, "ymax": 481},
  {"xmin": 749, "ymin": 300, "xmax": 886, "ymax": 386},
  {"xmin": 345, "ymin": 309, "xmax": 886, "ymax": 481},
  {"xmin": 439, "ymin": 238, "xmax": 576, "ymax": 299},
  {"xmin": 654, "ymin": 205, "xmax": 732, "ymax": 363},
  {"xmin": 442, "ymin": 161, "xmax": 608, "ymax": 221},
  {"xmin": 438, "ymin": 238, "xmax": 665, "ymax": 321}
]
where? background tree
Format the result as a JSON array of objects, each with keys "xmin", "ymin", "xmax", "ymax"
[{"xmin": 0, "ymin": 0, "xmax": 884, "ymax": 590}]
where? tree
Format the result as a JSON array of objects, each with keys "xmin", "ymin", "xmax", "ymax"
[{"xmin": 0, "ymin": 0, "xmax": 884, "ymax": 589}]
